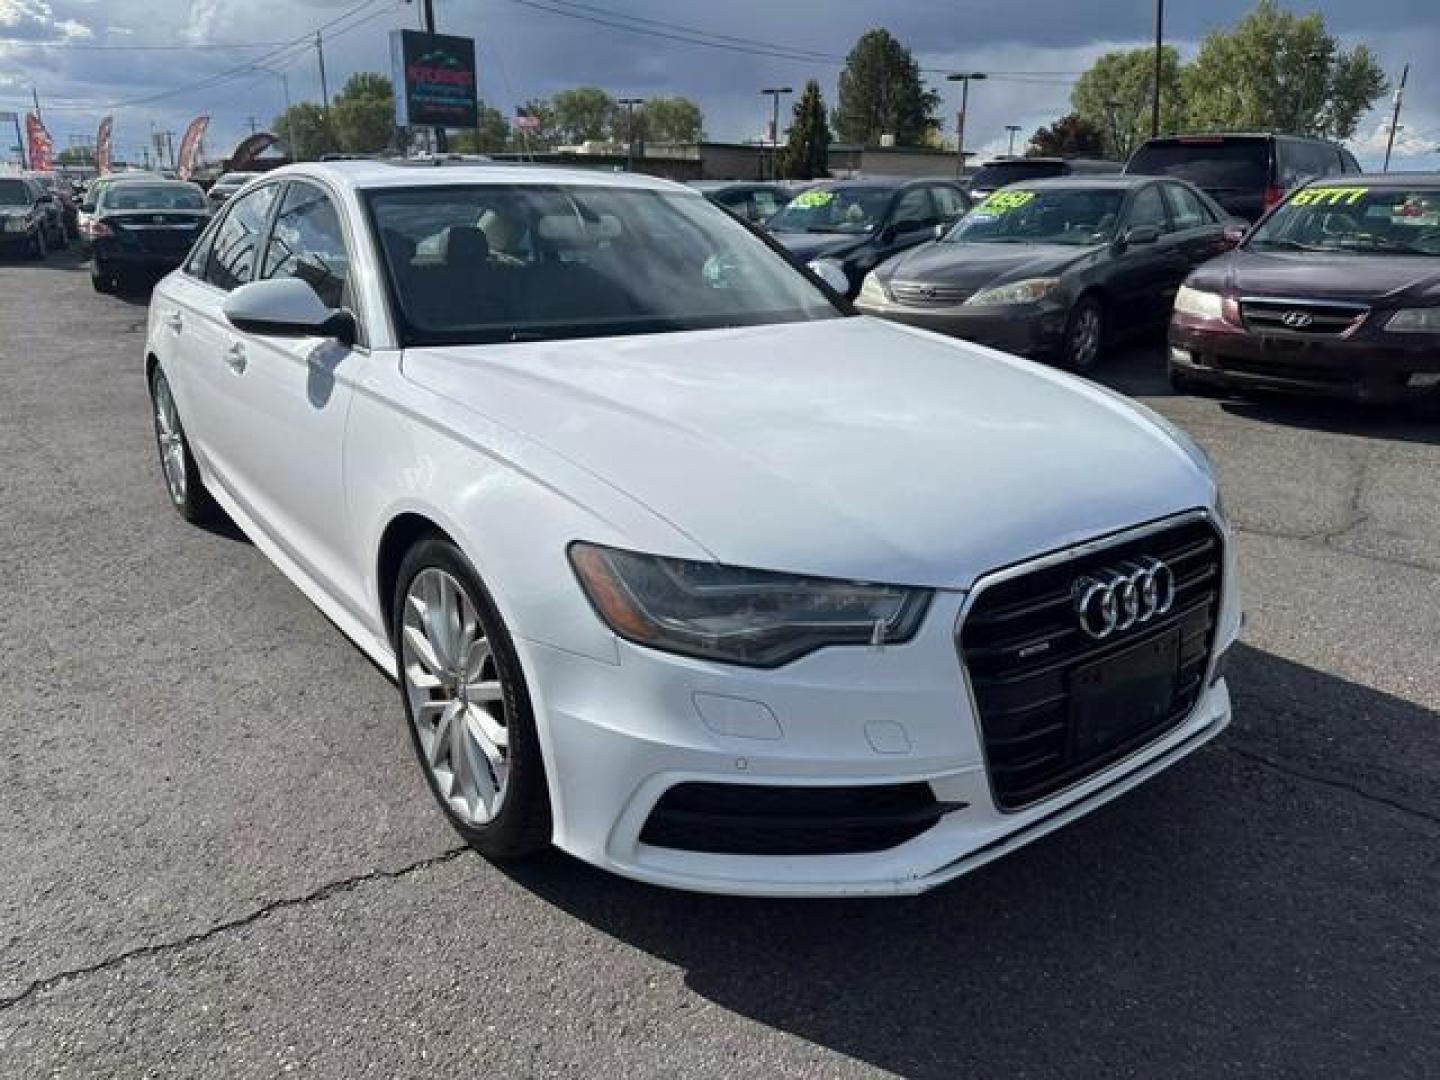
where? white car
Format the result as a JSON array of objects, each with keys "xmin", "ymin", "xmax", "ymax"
[{"xmin": 145, "ymin": 161, "xmax": 1240, "ymax": 897}]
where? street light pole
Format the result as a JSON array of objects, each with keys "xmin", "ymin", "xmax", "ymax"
[
  {"xmin": 1150, "ymin": 0, "xmax": 1164, "ymax": 138},
  {"xmin": 617, "ymin": 97, "xmax": 644, "ymax": 171},
  {"xmin": 1005, "ymin": 124, "xmax": 1021, "ymax": 157},
  {"xmin": 946, "ymin": 72, "xmax": 987, "ymax": 180},
  {"xmin": 760, "ymin": 87, "xmax": 792, "ymax": 181}
]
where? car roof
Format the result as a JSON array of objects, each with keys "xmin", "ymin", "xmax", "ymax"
[
  {"xmin": 275, "ymin": 159, "xmax": 698, "ymax": 195},
  {"xmin": 1139, "ymin": 132, "xmax": 1346, "ymax": 147},
  {"xmin": 994, "ymin": 175, "xmax": 1167, "ymax": 191},
  {"xmin": 1298, "ymin": 171, "xmax": 1440, "ymax": 187},
  {"xmin": 689, "ymin": 181, "xmax": 783, "ymax": 192}
]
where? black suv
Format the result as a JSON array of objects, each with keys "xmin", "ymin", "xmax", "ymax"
[{"xmin": 1126, "ymin": 133, "xmax": 1362, "ymax": 222}]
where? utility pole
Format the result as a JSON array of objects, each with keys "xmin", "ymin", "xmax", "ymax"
[
  {"xmin": 165, "ymin": 130, "xmax": 176, "ymax": 170},
  {"xmin": 1382, "ymin": 63, "xmax": 1408, "ymax": 173},
  {"xmin": 617, "ymin": 97, "xmax": 643, "ymax": 171},
  {"xmin": 31, "ymin": 87, "xmax": 42, "ymax": 124},
  {"xmin": 421, "ymin": 0, "xmax": 448, "ymax": 153},
  {"xmin": 1005, "ymin": 124, "xmax": 1021, "ymax": 157},
  {"xmin": 246, "ymin": 116, "xmax": 258, "ymax": 135},
  {"xmin": 315, "ymin": 31, "xmax": 330, "ymax": 109},
  {"xmin": 1150, "ymin": 0, "xmax": 1164, "ymax": 138},
  {"xmin": 760, "ymin": 87, "xmax": 792, "ymax": 181},
  {"xmin": 946, "ymin": 73, "xmax": 986, "ymax": 179}
]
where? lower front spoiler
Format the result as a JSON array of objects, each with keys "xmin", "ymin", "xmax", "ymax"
[{"xmin": 599, "ymin": 680, "xmax": 1232, "ymax": 899}]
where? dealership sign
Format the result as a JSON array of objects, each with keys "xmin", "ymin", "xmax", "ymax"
[{"xmin": 389, "ymin": 30, "xmax": 478, "ymax": 129}]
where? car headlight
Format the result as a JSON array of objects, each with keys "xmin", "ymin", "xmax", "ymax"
[
  {"xmin": 1174, "ymin": 284, "xmax": 1226, "ymax": 320},
  {"xmin": 568, "ymin": 542, "xmax": 932, "ymax": 667},
  {"xmin": 1386, "ymin": 308, "xmax": 1440, "ymax": 334},
  {"xmin": 964, "ymin": 278, "xmax": 1060, "ymax": 306},
  {"xmin": 857, "ymin": 272, "xmax": 890, "ymax": 305}
]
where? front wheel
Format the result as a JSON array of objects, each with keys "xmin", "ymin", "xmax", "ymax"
[
  {"xmin": 1061, "ymin": 295, "xmax": 1104, "ymax": 372},
  {"xmin": 393, "ymin": 537, "xmax": 552, "ymax": 860},
  {"xmin": 29, "ymin": 229, "xmax": 46, "ymax": 261}
]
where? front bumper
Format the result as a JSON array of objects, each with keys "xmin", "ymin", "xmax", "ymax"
[
  {"xmin": 0, "ymin": 227, "xmax": 36, "ymax": 253},
  {"xmin": 856, "ymin": 296, "xmax": 1068, "ymax": 360},
  {"xmin": 1170, "ymin": 315, "xmax": 1440, "ymax": 403},
  {"xmin": 520, "ymin": 516, "xmax": 1241, "ymax": 897}
]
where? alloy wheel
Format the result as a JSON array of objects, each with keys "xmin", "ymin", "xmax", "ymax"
[
  {"xmin": 151, "ymin": 374, "xmax": 188, "ymax": 504},
  {"xmin": 1069, "ymin": 305, "xmax": 1101, "ymax": 369},
  {"xmin": 400, "ymin": 568, "xmax": 511, "ymax": 826}
]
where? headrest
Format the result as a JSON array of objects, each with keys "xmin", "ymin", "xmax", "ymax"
[{"xmin": 441, "ymin": 225, "xmax": 490, "ymax": 265}]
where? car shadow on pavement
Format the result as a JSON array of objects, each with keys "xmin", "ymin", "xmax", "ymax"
[
  {"xmin": 1217, "ymin": 396, "xmax": 1440, "ymax": 446},
  {"xmin": 498, "ymin": 641, "xmax": 1439, "ymax": 1078}
]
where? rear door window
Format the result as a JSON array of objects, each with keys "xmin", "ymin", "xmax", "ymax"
[
  {"xmin": 1163, "ymin": 182, "xmax": 1215, "ymax": 230},
  {"xmin": 1278, "ymin": 140, "xmax": 1344, "ymax": 187},
  {"xmin": 1127, "ymin": 141, "xmax": 1270, "ymax": 191}
]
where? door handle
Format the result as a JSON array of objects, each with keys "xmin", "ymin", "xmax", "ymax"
[
  {"xmin": 165, "ymin": 311, "xmax": 183, "ymax": 333},
  {"xmin": 224, "ymin": 341, "xmax": 247, "ymax": 374}
]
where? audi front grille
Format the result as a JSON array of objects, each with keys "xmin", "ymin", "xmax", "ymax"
[{"xmin": 958, "ymin": 516, "xmax": 1223, "ymax": 811}]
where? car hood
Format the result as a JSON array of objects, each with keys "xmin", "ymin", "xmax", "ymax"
[
  {"xmin": 879, "ymin": 242, "xmax": 1098, "ymax": 289},
  {"xmin": 401, "ymin": 318, "xmax": 1213, "ymax": 589},
  {"xmin": 769, "ymin": 231, "xmax": 868, "ymax": 261},
  {"xmin": 1191, "ymin": 250, "xmax": 1440, "ymax": 303}
]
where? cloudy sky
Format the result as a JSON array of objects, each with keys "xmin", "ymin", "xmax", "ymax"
[{"xmin": 1, "ymin": 0, "xmax": 1435, "ymax": 169}]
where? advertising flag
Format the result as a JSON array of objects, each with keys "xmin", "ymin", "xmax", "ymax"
[
  {"xmin": 96, "ymin": 115, "xmax": 113, "ymax": 173},
  {"xmin": 176, "ymin": 114, "xmax": 209, "ymax": 180},
  {"xmin": 25, "ymin": 113, "xmax": 54, "ymax": 172}
]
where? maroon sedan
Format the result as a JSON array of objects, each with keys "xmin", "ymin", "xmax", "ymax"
[{"xmin": 1169, "ymin": 173, "xmax": 1440, "ymax": 404}]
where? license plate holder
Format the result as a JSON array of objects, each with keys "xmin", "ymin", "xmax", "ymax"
[{"xmin": 1070, "ymin": 630, "xmax": 1181, "ymax": 759}]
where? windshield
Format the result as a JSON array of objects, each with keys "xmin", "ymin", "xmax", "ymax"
[
  {"xmin": 1247, "ymin": 184, "xmax": 1440, "ymax": 256},
  {"xmin": 0, "ymin": 179, "xmax": 30, "ymax": 206},
  {"xmin": 1128, "ymin": 141, "xmax": 1268, "ymax": 190},
  {"xmin": 947, "ymin": 188, "xmax": 1124, "ymax": 246},
  {"xmin": 99, "ymin": 183, "xmax": 206, "ymax": 211},
  {"xmin": 970, "ymin": 162, "xmax": 1064, "ymax": 189},
  {"xmin": 367, "ymin": 184, "xmax": 843, "ymax": 346},
  {"xmin": 767, "ymin": 186, "xmax": 892, "ymax": 233}
]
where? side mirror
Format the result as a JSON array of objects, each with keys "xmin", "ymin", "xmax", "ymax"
[
  {"xmin": 1222, "ymin": 222, "xmax": 1248, "ymax": 247},
  {"xmin": 223, "ymin": 278, "xmax": 356, "ymax": 346},
  {"xmin": 1120, "ymin": 225, "xmax": 1160, "ymax": 247},
  {"xmin": 933, "ymin": 223, "xmax": 948, "ymax": 241},
  {"xmin": 807, "ymin": 259, "xmax": 851, "ymax": 296}
]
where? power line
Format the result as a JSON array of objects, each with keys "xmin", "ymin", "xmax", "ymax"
[{"xmin": 0, "ymin": 39, "xmax": 291, "ymax": 51}]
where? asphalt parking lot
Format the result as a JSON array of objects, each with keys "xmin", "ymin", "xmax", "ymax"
[{"xmin": 1, "ymin": 251, "xmax": 1437, "ymax": 1079}]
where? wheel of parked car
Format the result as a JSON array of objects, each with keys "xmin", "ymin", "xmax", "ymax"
[
  {"xmin": 392, "ymin": 535, "xmax": 552, "ymax": 860},
  {"xmin": 148, "ymin": 366, "xmax": 215, "ymax": 523},
  {"xmin": 1062, "ymin": 295, "xmax": 1104, "ymax": 372},
  {"xmin": 29, "ymin": 227, "xmax": 46, "ymax": 261}
]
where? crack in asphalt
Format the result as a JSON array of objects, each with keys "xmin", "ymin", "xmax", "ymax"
[
  {"xmin": 1232, "ymin": 522, "xmax": 1440, "ymax": 577},
  {"xmin": 0, "ymin": 846, "xmax": 469, "ymax": 1014},
  {"xmin": 1220, "ymin": 741, "xmax": 1440, "ymax": 831}
]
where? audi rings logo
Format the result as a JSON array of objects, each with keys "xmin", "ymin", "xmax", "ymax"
[{"xmin": 1073, "ymin": 558, "xmax": 1175, "ymax": 640}]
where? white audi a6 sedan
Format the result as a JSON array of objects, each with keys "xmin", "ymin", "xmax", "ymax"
[{"xmin": 145, "ymin": 161, "xmax": 1240, "ymax": 897}]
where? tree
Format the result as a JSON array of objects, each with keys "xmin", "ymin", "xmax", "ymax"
[
  {"xmin": 450, "ymin": 103, "xmax": 512, "ymax": 154},
  {"xmin": 58, "ymin": 145, "xmax": 96, "ymax": 166},
  {"xmin": 1183, "ymin": 0, "xmax": 1386, "ymax": 140},
  {"xmin": 331, "ymin": 72, "xmax": 396, "ymax": 154},
  {"xmin": 780, "ymin": 80, "xmax": 831, "ymax": 180},
  {"xmin": 1071, "ymin": 45, "xmax": 1185, "ymax": 159},
  {"xmin": 1028, "ymin": 113, "xmax": 1106, "ymax": 157},
  {"xmin": 833, "ymin": 28, "xmax": 940, "ymax": 146},
  {"xmin": 551, "ymin": 86, "xmax": 617, "ymax": 145},
  {"xmin": 274, "ymin": 102, "xmax": 339, "ymax": 161},
  {"xmin": 640, "ymin": 96, "xmax": 703, "ymax": 144}
]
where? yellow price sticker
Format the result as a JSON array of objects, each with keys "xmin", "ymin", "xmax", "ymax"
[
  {"xmin": 978, "ymin": 190, "xmax": 1036, "ymax": 213},
  {"xmin": 792, "ymin": 190, "xmax": 835, "ymax": 208},
  {"xmin": 1289, "ymin": 186, "xmax": 1368, "ymax": 207}
]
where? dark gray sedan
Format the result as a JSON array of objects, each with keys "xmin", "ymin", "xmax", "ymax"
[{"xmin": 855, "ymin": 175, "xmax": 1240, "ymax": 370}]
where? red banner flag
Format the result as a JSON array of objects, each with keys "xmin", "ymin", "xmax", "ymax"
[
  {"xmin": 96, "ymin": 115, "xmax": 113, "ymax": 174},
  {"xmin": 25, "ymin": 113, "xmax": 54, "ymax": 173},
  {"xmin": 176, "ymin": 114, "xmax": 209, "ymax": 180}
]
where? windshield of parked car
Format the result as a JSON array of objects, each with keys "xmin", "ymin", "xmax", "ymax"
[
  {"xmin": 99, "ymin": 183, "xmax": 206, "ymax": 211},
  {"xmin": 946, "ymin": 188, "xmax": 1125, "ymax": 245},
  {"xmin": 367, "ymin": 183, "xmax": 844, "ymax": 346},
  {"xmin": 1127, "ymin": 140, "xmax": 1268, "ymax": 191},
  {"xmin": 0, "ymin": 179, "xmax": 30, "ymax": 206},
  {"xmin": 1247, "ymin": 184, "xmax": 1440, "ymax": 256},
  {"xmin": 767, "ymin": 186, "xmax": 893, "ymax": 234},
  {"xmin": 970, "ymin": 162, "xmax": 1064, "ymax": 189}
]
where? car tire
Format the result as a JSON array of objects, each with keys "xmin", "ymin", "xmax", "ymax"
[
  {"xmin": 148, "ymin": 365, "xmax": 216, "ymax": 523},
  {"xmin": 91, "ymin": 271, "xmax": 115, "ymax": 294},
  {"xmin": 392, "ymin": 536, "xmax": 552, "ymax": 861},
  {"xmin": 29, "ymin": 229, "xmax": 46, "ymax": 261},
  {"xmin": 1061, "ymin": 295, "xmax": 1105, "ymax": 372}
]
